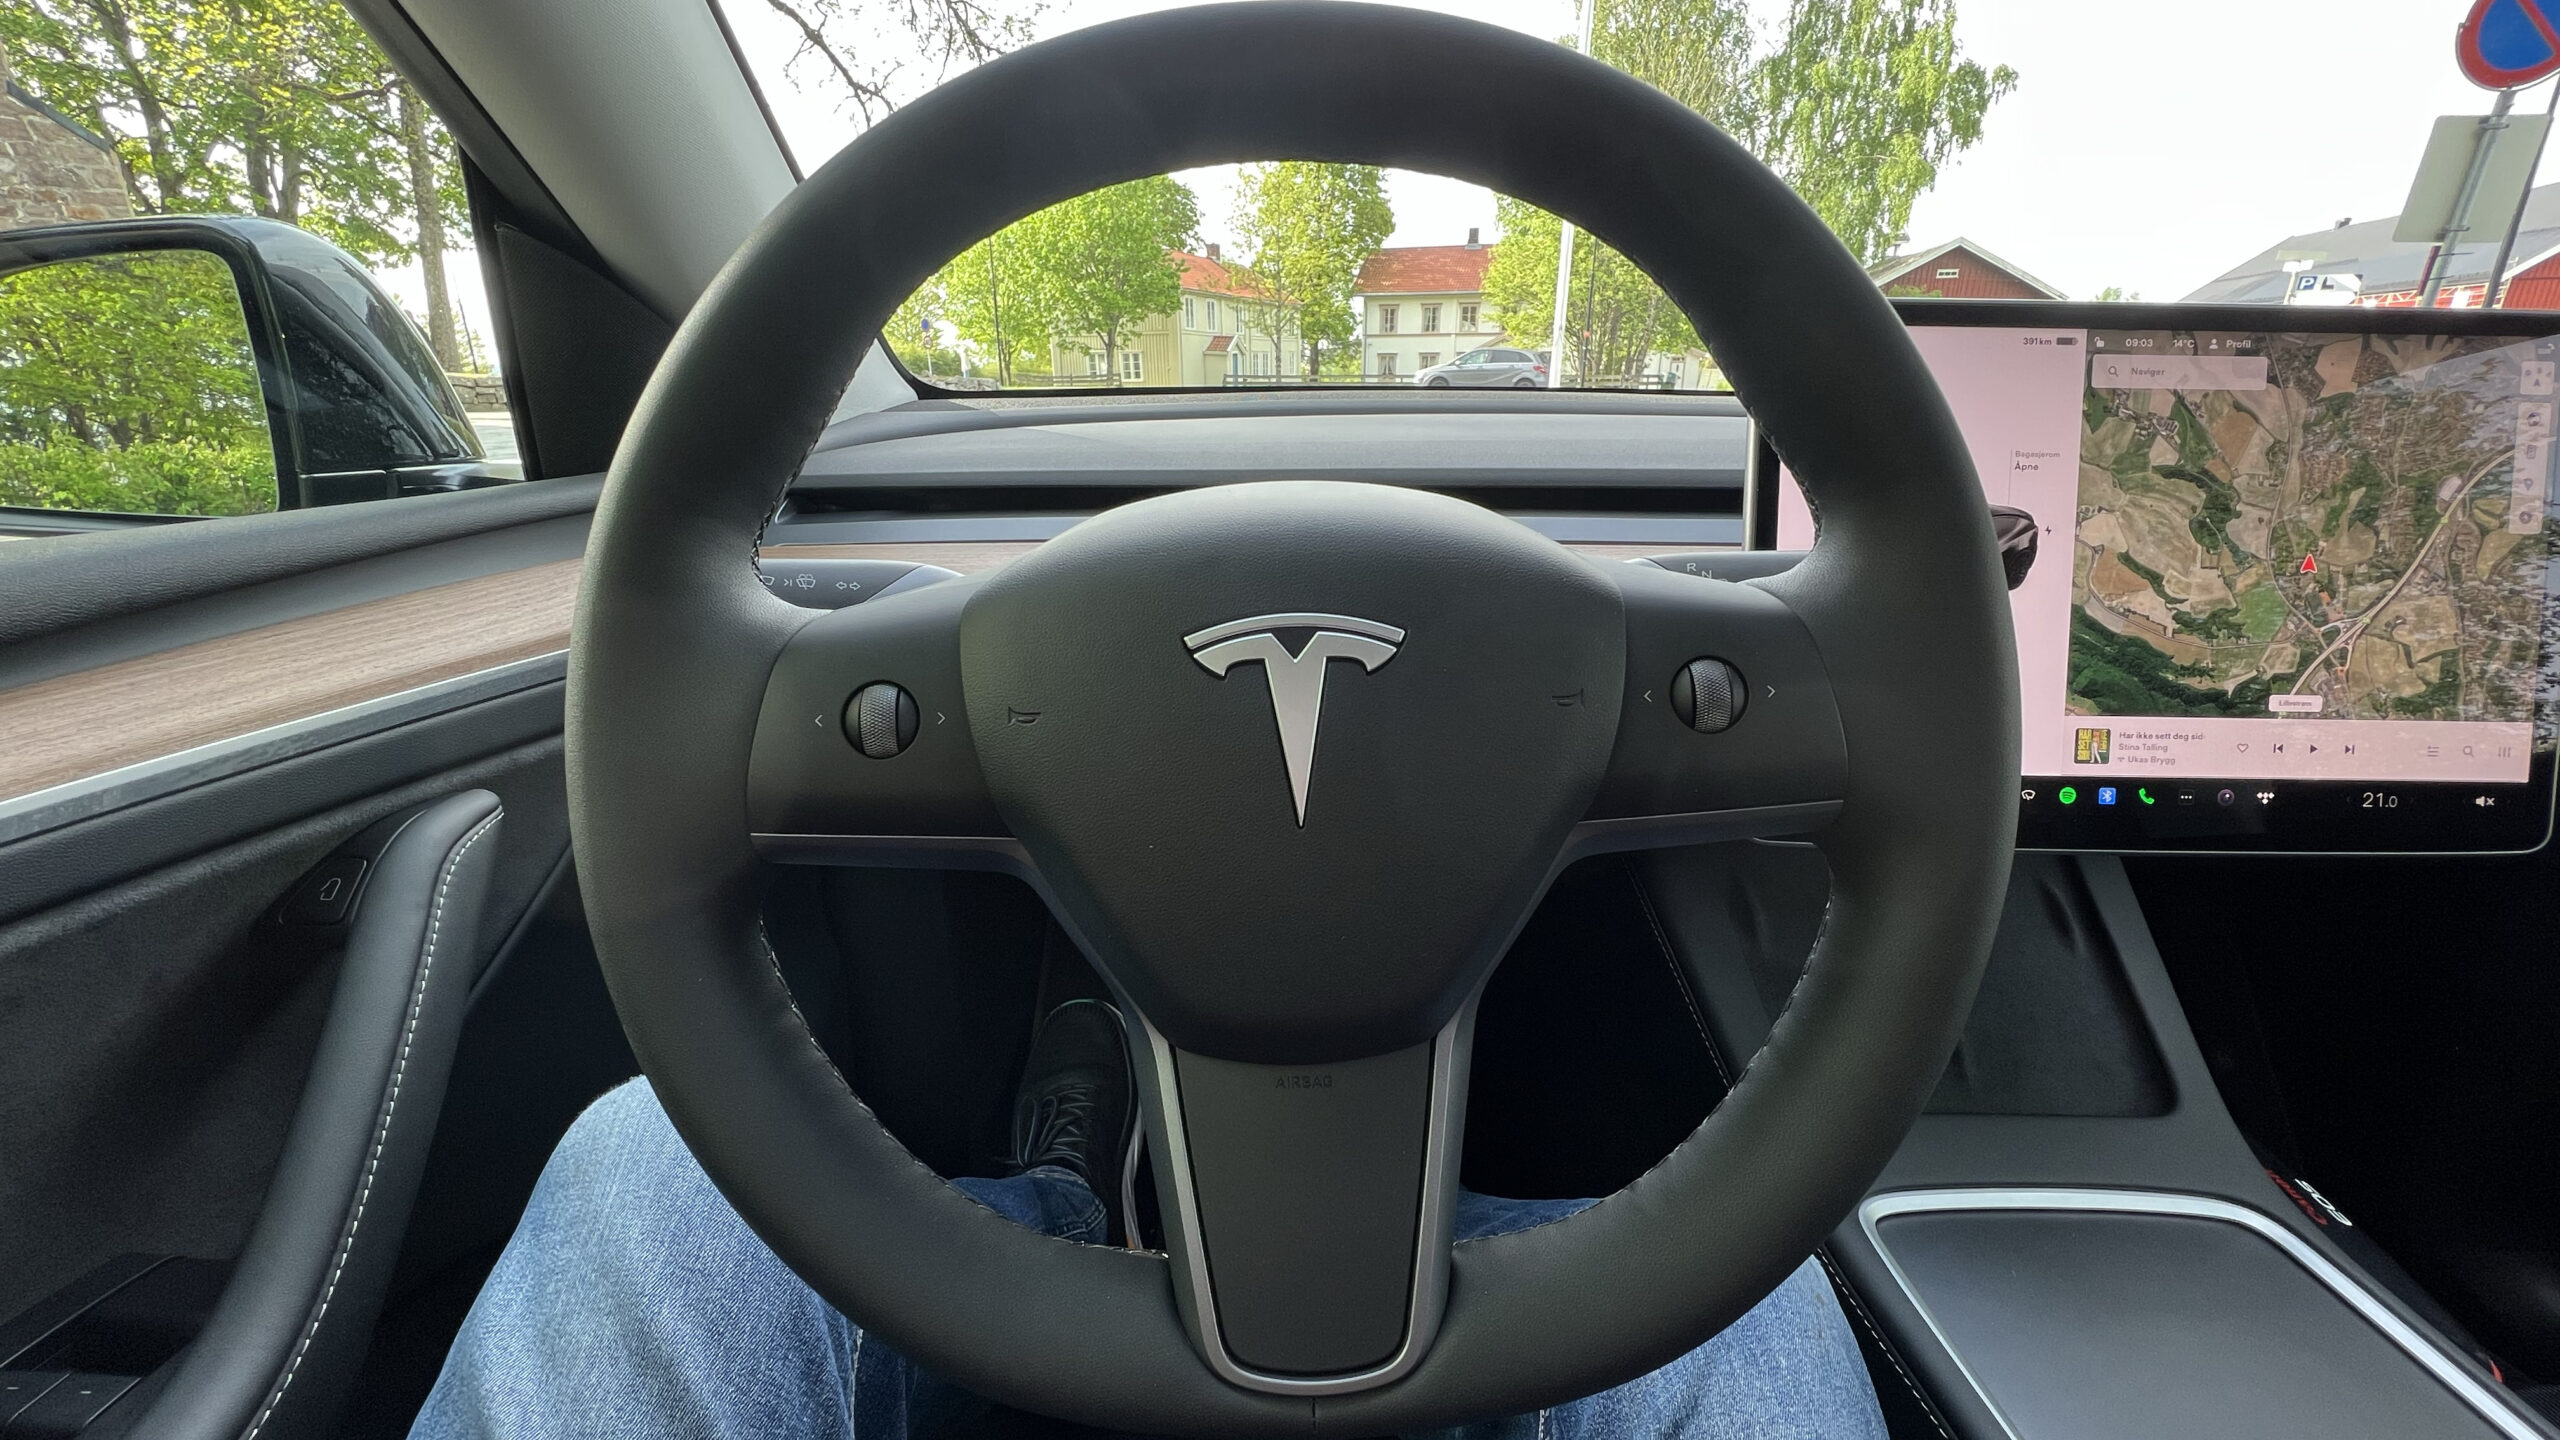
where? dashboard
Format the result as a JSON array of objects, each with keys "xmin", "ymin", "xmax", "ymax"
[
  {"xmin": 771, "ymin": 302, "xmax": 2556, "ymax": 856},
  {"xmin": 1767, "ymin": 301, "xmax": 2557, "ymax": 854}
]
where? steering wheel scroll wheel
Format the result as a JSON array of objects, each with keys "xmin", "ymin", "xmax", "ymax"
[{"xmin": 569, "ymin": 3, "xmax": 2018, "ymax": 1432}]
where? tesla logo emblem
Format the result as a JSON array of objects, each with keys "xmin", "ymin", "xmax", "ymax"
[{"xmin": 1184, "ymin": 613, "xmax": 1404, "ymax": 825}]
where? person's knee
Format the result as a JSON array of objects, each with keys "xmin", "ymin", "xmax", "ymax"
[
  {"xmin": 515, "ymin": 1077, "xmax": 719, "ymax": 1269},
  {"xmin": 547, "ymin": 1077, "xmax": 679, "ymax": 1184},
  {"xmin": 422, "ymin": 1081, "xmax": 863, "ymax": 1435}
]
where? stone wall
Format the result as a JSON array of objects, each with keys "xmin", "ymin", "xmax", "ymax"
[
  {"xmin": 444, "ymin": 373, "xmax": 508, "ymax": 409},
  {"xmin": 0, "ymin": 40, "xmax": 134, "ymax": 231}
]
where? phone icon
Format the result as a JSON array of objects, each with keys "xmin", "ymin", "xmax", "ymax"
[{"xmin": 2137, "ymin": 787, "xmax": 2155, "ymax": 805}]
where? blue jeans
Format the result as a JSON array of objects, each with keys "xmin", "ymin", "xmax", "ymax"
[{"xmin": 412, "ymin": 1079, "xmax": 1886, "ymax": 1439}]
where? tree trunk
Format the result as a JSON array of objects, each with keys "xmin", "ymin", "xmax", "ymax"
[
  {"xmin": 91, "ymin": 0, "xmax": 180, "ymax": 209},
  {"xmin": 279, "ymin": 146, "xmax": 304, "ymax": 226},
  {"xmin": 63, "ymin": 401, "xmax": 99, "ymax": 448},
  {"xmin": 399, "ymin": 85, "xmax": 461, "ymax": 370},
  {"xmin": 244, "ymin": 129, "xmax": 277, "ymax": 217}
]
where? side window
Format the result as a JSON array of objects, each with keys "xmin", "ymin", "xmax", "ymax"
[
  {"xmin": 0, "ymin": 250, "xmax": 278, "ymax": 516},
  {"xmin": 0, "ymin": 19, "xmax": 511, "ymax": 523},
  {"xmin": 1379, "ymin": 303, "xmax": 1399, "ymax": 334}
]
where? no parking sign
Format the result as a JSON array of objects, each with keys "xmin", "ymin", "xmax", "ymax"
[{"xmin": 2461, "ymin": 0, "xmax": 2560, "ymax": 89}]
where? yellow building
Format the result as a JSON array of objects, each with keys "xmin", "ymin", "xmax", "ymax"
[{"xmin": 1052, "ymin": 248, "xmax": 1300, "ymax": 386}]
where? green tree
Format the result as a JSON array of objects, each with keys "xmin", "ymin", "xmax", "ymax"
[
  {"xmin": 1592, "ymin": 0, "xmax": 1758, "ymax": 121},
  {"xmin": 1751, "ymin": 0, "xmax": 2016, "ymax": 265},
  {"xmin": 883, "ymin": 277, "xmax": 988, "ymax": 380},
  {"xmin": 1483, "ymin": 0, "xmax": 2009, "ymax": 384},
  {"xmin": 1006, "ymin": 176, "xmax": 1199, "ymax": 379},
  {"xmin": 1230, "ymin": 162, "xmax": 1394, "ymax": 377},
  {"xmin": 900, "ymin": 231, "xmax": 1052, "ymax": 383},
  {"xmin": 899, "ymin": 188, "xmax": 1198, "ymax": 387},
  {"xmin": 1483, "ymin": 199, "xmax": 1698, "ymax": 386},
  {"xmin": 2094, "ymin": 285, "xmax": 2140, "ymax": 303},
  {"xmin": 2, "ymin": 0, "xmax": 471, "ymax": 365},
  {"xmin": 884, "ymin": 286, "xmax": 946, "ymax": 377},
  {"xmin": 0, "ymin": 253, "xmax": 265, "ymax": 447},
  {"xmin": 0, "ymin": 251, "xmax": 278, "ymax": 515}
]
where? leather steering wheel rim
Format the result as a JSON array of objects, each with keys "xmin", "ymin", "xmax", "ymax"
[{"xmin": 568, "ymin": 4, "xmax": 2019, "ymax": 1433}]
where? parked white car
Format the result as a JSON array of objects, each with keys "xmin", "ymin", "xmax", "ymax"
[{"xmin": 1416, "ymin": 346, "xmax": 1550, "ymax": 387}]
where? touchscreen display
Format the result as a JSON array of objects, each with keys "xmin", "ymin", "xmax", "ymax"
[{"xmin": 1772, "ymin": 312, "xmax": 2557, "ymax": 852}]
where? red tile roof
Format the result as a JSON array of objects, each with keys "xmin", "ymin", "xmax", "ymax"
[
  {"xmin": 1176, "ymin": 250, "xmax": 1267, "ymax": 299},
  {"xmin": 1203, "ymin": 334, "xmax": 1234, "ymax": 353},
  {"xmin": 1355, "ymin": 244, "xmax": 1495, "ymax": 295}
]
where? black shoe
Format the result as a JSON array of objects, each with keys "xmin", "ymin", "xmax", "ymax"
[{"xmin": 1010, "ymin": 999, "xmax": 1137, "ymax": 1232}]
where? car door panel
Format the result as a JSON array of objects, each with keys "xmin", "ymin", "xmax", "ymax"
[
  {"xmin": 0, "ymin": 749, "xmax": 565, "ymax": 1321},
  {"xmin": 0, "ymin": 482, "xmax": 601, "ymax": 1439},
  {"xmin": 0, "ymin": 701, "xmax": 564, "ymax": 927},
  {"xmin": 106, "ymin": 792, "xmax": 505, "ymax": 1440}
]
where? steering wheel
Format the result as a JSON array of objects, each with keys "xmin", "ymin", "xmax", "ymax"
[{"xmin": 568, "ymin": 3, "xmax": 2017, "ymax": 1432}]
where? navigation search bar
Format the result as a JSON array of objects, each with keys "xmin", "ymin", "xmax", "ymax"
[{"xmin": 2089, "ymin": 354, "xmax": 2269, "ymax": 391}]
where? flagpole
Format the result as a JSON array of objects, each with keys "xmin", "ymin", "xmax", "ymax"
[{"xmin": 1546, "ymin": 0, "xmax": 1597, "ymax": 388}]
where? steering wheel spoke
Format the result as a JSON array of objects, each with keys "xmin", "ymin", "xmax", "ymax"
[
  {"xmin": 1572, "ymin": 561, "xmax": 1851, "ymax": 855},
  {"xmin": 747, "ymin": 574, "xmax": 1016, "ymax": 867},
  {"xmin": 1132, "ymin": 1000, "xmax": 1474, "ymax": 1393}
]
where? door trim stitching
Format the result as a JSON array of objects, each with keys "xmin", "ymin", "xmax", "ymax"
[{"xmin": 243, "ymin": 808, "xmax": 500, "ymax": 1440}]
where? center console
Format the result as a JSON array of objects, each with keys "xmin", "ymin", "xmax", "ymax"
[
  {"xmin": 1649, "ymin": 842, "xmax": 2550, "ymax": 1440},
  {"xmin": 1670, "ymin": 299, "xmax": 2560, "ymax": 1437},
  {"xmin": 1863, "ymin": 1190, "xmax": 2517, "ymax": 1439}
]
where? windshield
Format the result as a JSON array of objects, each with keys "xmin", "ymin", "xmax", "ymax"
[{"xmin": 730, "ymin": 1, "xmax": 2560, "ymax": 391}]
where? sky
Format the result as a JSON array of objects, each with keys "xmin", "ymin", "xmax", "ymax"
[
  {"xmin": 382, "ymin": 0, "xmax": 2560, "ymax": 356},
  {"xmin": 722, "ymin": 0, "xmax": 2560, "ymax": 301}
]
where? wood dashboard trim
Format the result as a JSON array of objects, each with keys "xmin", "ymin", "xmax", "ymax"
[
  {"xmin": 0, "ymin": 539, "xmax": 1705, "ymax": 814},
  {"xmin": 0, "ymin": 559, "xmax": 581, "ymax": 805}
]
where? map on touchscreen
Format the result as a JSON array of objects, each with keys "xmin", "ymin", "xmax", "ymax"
[
  {"xmin": 2073, "ymin": 332, "xmax": 2548, "ymax": 728},
  {"xmin": 1778, "ymin": 324, "xmax": 2557, "ymax": 784}
]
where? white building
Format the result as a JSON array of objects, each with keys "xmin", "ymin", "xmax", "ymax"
[{"xmin": 1352, "ymin": 232, "xmax": 1496, "ymax": 381}]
